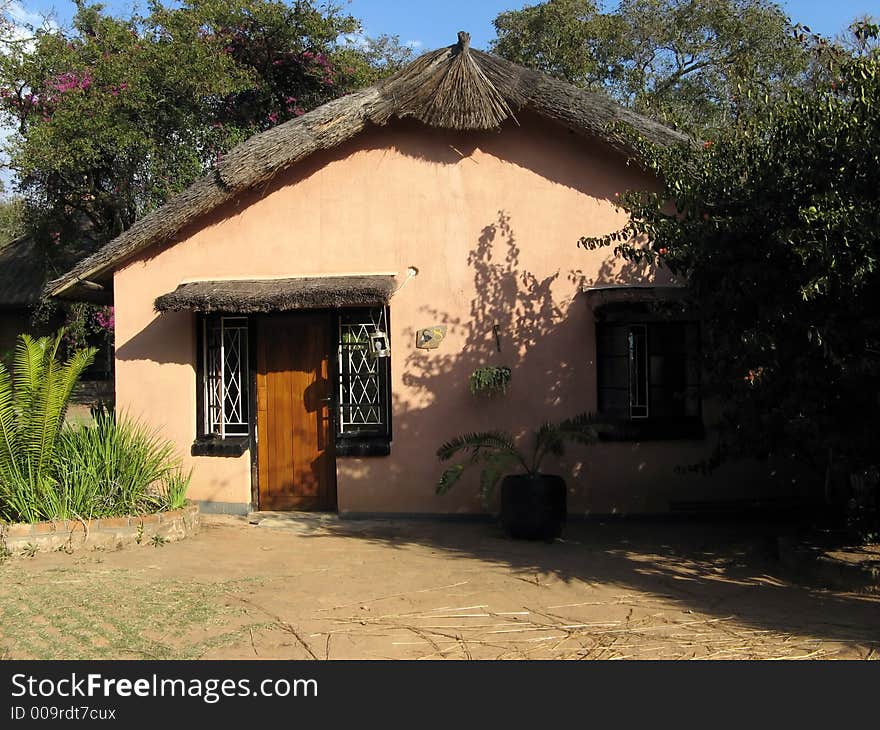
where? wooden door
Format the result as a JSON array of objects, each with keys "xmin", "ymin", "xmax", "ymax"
[{"xmin": 256, "ymin": 313, "xmax": 336, "ymax": 511}]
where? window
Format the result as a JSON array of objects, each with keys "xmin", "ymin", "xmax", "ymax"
[
  {"xmin": 192, "ymin": 309, "xmax": 389, "ymax": 457},
  {"xmin": 336, "ymin": 307, "xmax": 391, "ymax": 455},
  {"xmin": 199, "ymin": 315, "xmax": 250, "ymax": 440},
  {"xmin": 596, "ymin": 320, "xmax": 702, "ymax": 439}
]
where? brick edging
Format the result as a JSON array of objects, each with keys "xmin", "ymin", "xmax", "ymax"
[{"xmin": 0, "ymin": 502, "xmax": 200, "ymax": 555}]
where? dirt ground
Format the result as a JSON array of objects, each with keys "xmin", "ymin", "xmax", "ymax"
[{"xmin": 1, "ymin": 515, "xmax": 878, "ymax": 660}]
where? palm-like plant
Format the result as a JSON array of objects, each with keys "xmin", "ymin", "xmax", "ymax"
[
  {"xmin": 0, "ymin": 333, "xmax": 96, "ymax": 523},
  {"xmin": 436, "ymin": 413, "xmax": 600, "ymax": 503}
]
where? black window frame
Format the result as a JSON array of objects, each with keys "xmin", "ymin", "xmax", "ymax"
[
  {"xmin": 596, "ymin": 318, "xmax": 703, "ymax": 441},
  {"xmin": 191, "ymin": 308, "xmax": 392, "ymax": 458},
  {"xmin": 192, "ymin": 313, "xmax": 252, "ymax": 457}
]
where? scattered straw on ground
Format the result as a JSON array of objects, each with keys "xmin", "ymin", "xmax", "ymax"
[{"xmin": 1, "ymin": 517, "xmax": 878, "ymax": 660}]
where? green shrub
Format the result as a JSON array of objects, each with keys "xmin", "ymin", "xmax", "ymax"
[
  {"xmin": 437, "ymin": 413, "xmax": 601, "ymax": 503},
  {"xmin": 0, "ymin": 333, "xmax": 96, "ymax": 523},
  {"xmin": 160, "ymin": 467, "xmax": 192, "ymax": 511},
  {"xmin": 53, "ymin": 414, "xmax": 191, "ymax": 519},
  {"xmin": 0, "ymin": 333, "xmax": 190, "ymax": 524}
]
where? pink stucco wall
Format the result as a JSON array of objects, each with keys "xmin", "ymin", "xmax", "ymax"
[{"xmin": 113, "ymin": 114, "xmax": 790, "ymax": 515}]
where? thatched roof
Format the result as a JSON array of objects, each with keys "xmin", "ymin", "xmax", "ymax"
[
  {"xmin": 154, "ymin": 275, "xmax": 397, "ymax": 313},
  {"xmin": 47, "ymin": 31, "xmax": 689, "ymax": 301},
  {"xmin": 0, "ymin": 236, "xmax": 47, "ymax": 309}
]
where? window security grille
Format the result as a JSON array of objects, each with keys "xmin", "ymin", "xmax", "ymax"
[
  {"xmin": 203, "ymin": 316, "xmax": 249, "ymax": 438},
  {"xmin": 597, "ymin": 321, "xmax": 700, "ymax": 422},
  {"xmin": 337, "ymin": 308, "xmax": 389, "ymax": 437},
  {"xmin": 628, "ymin": 324, "xmax": 649, "ymax": 419}
]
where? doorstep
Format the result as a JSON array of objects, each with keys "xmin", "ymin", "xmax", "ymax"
[{"xmin": 247, "ymin": 511, "xmax": 340, "ymax": 531}]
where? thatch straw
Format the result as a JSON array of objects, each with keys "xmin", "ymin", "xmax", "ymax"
[
  {"xmin": 153, "ymin": 275, "xmax": 396, "ymax": 313},
  {"xmin": 46, "ymin": 31, "xmax": 690, "ymax": 302},
  {"xmin": 375, "ymin": 32, "xmax": 518, "ymax": 131},
  {"xmin": 0, "ymin": 235, "xmax": 48, "ymax": 308}
]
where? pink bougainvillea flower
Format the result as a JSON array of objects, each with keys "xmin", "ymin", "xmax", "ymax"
[
  {"xmin": 95, "ymin": 306, "xmax": 115, "ymax": 332},
  {"xmin": 48, "ymin": 70, "xmax": 93, "ymax": 94}
]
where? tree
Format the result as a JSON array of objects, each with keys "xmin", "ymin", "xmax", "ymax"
[
  {"xmin": 0, "ymin": 194, "xmax": 24, "ymax": 243},
  {"xmin": 491, "ymin": 0, "xmax": 810, "ymax": 134},
  {"xmin": 489, "ymin": 0, "xmax": 612, "ymax": 89},
  {"xmin": 0, "ymin": 1, "xmax": 409, "ymax": 247},
  {"xmin": 580, "ymin": 23, "xmax": 880, "ymax": 502},
  {"xmin": 0, "ymin": 1, "xmax": 410, "ymax": 345}
]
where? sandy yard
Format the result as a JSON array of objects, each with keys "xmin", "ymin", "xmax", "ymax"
[{"xmin": 1, "ymin": 514, "xmax": 878, "ymax": 660}]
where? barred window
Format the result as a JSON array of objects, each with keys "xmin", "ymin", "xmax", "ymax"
[
  {"xmin": 597, "ymin": 320, "xmax": 701, "ymax": 438},
  {"xmin": 201, "ymin": 315, "xmax": 249, "ymax": 438},
  {"xmin": 336, "ymin": 307, "xmax": 391, "ymax": 448}
]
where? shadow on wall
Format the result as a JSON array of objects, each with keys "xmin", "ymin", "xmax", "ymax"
[
  {"xmin": 115, "ymin": 309, "xmax": 194, "ymax": 366},
  {"xmin": 127, "ymin": 113, "xmax": 645, "ymax": 274},
  {"xmin": 341, "ymin": 209, "xmax": 680, "ymax": 513},
  {"xmin": 585, "ymin": 240, "xmax": 667, "ymax": 287},
  {"xmin": 402, "ymin": 210, "xmax": 577, "ymax": 411}
]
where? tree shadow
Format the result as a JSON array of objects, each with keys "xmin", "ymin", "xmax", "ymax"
[
  {"xmin": 322, "ymin": 209, "xmax": 880, "ymax": 648},
  {"xmin": 296, "ymin": 517, "xmax": 879, "ymax": 651},
  {"xmin": 340, "ymin": 204, "xmax": 782, "ymax": 517},
  {"xmin": 347, "ymin": 208, "xmax": 602, "ymax": 516},
  {"xmin": 402, "ymin": 210, "xmax": 571, "ymax": 409}
]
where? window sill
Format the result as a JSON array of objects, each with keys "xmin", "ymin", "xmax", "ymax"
[
  {"xmin": 191, "ymin": 436, "xmax": 250, "ymax": 457},
  {"xmin": 597, "ymin": 419, "xmax": 705, "ymax": 442},
  {"xmin": 335, "ymin": 438, "xmax": 391, "ymax": 457}
]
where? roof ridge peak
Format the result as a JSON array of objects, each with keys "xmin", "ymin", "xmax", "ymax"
[{"xmin": 46, "ymin": 42, "xmax": 691, "ymax": 301}]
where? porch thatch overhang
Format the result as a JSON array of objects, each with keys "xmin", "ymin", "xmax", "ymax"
[
  {"xmin": 154, "ymin": 275, "xmax": 396, "ymax": 313},
  {"xmin": 583, "ymin": 284, "xmax": 691, "ymax": 321}
]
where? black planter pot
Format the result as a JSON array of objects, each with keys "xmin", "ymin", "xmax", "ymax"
[{"xmin": 500, "ymin": 473, "xmax": 567, "ymax": 540}]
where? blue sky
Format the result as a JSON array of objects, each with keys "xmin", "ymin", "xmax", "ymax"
[
  {"xmin": 9, "ymin": 1, "xmax": 880, "ymax": 50},
  {"xmin": 348, "ymin": 1, "xmax": 880, "ymax": 50}
]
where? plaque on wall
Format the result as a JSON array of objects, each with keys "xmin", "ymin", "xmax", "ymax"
[{"xmin": 416, "ymin": 325, "xmax": 447, "ymax": 349}]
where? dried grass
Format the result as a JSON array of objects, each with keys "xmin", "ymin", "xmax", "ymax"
[{"xmin": 319, "ymin": 598, "xmax": 849, "ymax": 660}]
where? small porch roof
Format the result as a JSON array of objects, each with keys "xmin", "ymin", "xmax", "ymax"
[
  {"xmin": 582, "ymin": 284, "xmax": 691, "ymax": 321},
  {"xmin": 154, "ymin": 275, "xmax": 397, "ymax": 313}
]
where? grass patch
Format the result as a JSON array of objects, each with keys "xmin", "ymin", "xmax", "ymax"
[{"xmin": 0, "ymin": 564, "xmax": 268, "ymax": 659}]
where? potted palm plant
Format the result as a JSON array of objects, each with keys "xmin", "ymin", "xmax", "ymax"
[{"xmin": 436, "ymin": 413, "xmax": 599, "ymax": 540}]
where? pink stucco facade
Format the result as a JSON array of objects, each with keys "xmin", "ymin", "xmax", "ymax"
[{"xmin": 113, "ymin": 114, "xmax": 788, "ymax": 515}]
